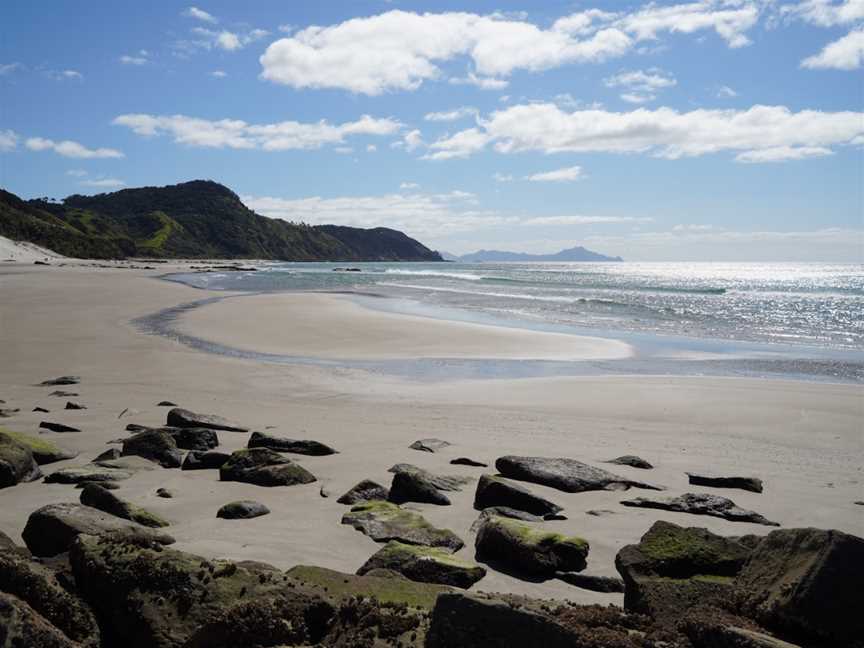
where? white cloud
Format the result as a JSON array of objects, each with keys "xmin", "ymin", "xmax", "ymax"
[
  {"xmin": 424, "ymin": 106, "xmax": 478, "ymax": 122},
  {"xmin": 183, "ymin": 6, "xmax": 217, "ymax": 23},
  {"xmin": 217, "ymin": 31, "xmax": 242, "ymax": 51},
  {"xmin": 780, "ymin": 0, "xmax": 864, "ymax": 27},
  {"xmin": 525, "ymin": 166, "xmax": 585, "ymax": 182},
  {"xmin": 399, "ymin": 182, "xmax": 420, "ymax": 189},
  {"xmin": 112, "ymin": 113, "xmax": 402, "ymax": 151},
  {"xmin": 493, "ymin": 172, "xmax": 514, "ymax": 182},
  {"xmin": 260, "ymin": 4, "xmax": 757, "ymax": 95},
  {"xmin": 25, "ymin": 137, "xmax": 124, "ymax": 159},
  {"xmin": 366, "ymin": 144, "xmax": 377, "ymax": 152},
  {"xmin": 717, "ymin": 84, "xmax": 738, "ymax": 97},
  {"xmin": 211, "ymin": 70, "xmax": 227, "ymax": 78},
  {"xmin": 278, "ymin": 24, "xmax": 294, "ymax": 34},
  {"xmin": 81, "ymin": 177, "xmax": 126, "ymax": 188},
  {"xmin": 605, "ymin": 68, "xmax": 676, "ymax": 103},
  {"xmin": 0, "ymin": 129, "xmax": 18, "ymax": 152},
  {"xmin": 425, "ymin": 102, "xmax": 864, "ymax": 162},
  {"xmin": 66, "ymin": 169, "xmax": 88, "ymax": 177},
  {"xmin": 673, "ymin": 223, "xmax": 716, "ymax": 231},
  {"xmin": 334, "ymin": 146, "xmax": 353, "ymax": 154},
  {"xmin": 394, "ymin": 129, "xmax": 424, "ymax": 152},
  {"xmin": 522, "ymin": 215, "xmax": 652, "ymax": 225},
  {"xmin": 801, "ymin": 27, "xmax": 864, "ymax": 69},
  {"xmin": 120, "ymin": 54, "xmax": 148, "ymax": 65},
  {"xmin": 187, "ymin": 27, "xmax": 269, "ymax": 53},
  {"xmin": 0, "ymin": 63, "xmax": 21, "ymax": 76},
  {"xmin": 734, "ymin": 145, "xmax": 834, "ymax": 162},
  {"xmin": 46, "ymin": 69, "xmax": 83, "ymax": 80}
]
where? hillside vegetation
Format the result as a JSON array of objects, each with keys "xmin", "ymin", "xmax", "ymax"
[{"xmin": 0, "ymin": 180, "xmax": 442, "ymax": 262}]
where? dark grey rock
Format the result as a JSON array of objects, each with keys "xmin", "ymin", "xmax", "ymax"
[
  {"xmin": 0, "ymin": 434, "xmax": 42, "ymax": 488},
  {"xmin": 556, "ymin": 572, "xmax": 625, "ymax": 593},
  {"xmin": 156, "ymin": 401, "xmax": 177, "ymax": 407},
  {"xmin": 620, "ymin": 493, "xmax": 779, "ymax": 526},
  {"xmin": 39, "ymin": 421, "xmax": 81, "ymax": 433},
  {"xmin": 121, "ymin": 430, "xmax": 182, "ymax": 468},
  {"xmin": 247, "ymin": 431, "xmax": 336, "ymax": 456},
  {"xmin": 357, "ymin": 541, "xmax": 486, "ymax": 589},
  {"xmin": 496, "ymin": 455, "xmax": 663, "ymax": 493},
  {"xmin": 607, "ymin": 455, "xmax": 653, "ymax": 469},
  {"xmin": 219, "ymin": 448, "xmax": 316, "ymax": 487},
  {"xmin": 686, "ymin": 471, "xmax": 764, "ymax": 493},
  {"xmin": 45, "ymin": 465, "xmax": 132, "ymax": 484},
  {"xmin": 75, "ymin": 480, "xmax": 120, "ymax": 490},
  {"xmin": 473, "ymin": 473, "xmax": 563, "ymax": 518},
  {"xmin": 166, "ymin": 407, "xmax": 248, "ymax": 432},
  {"xmin": 450, "ymin": 457, "xmax": 488, "ymax": 467},
  {"xmin": 0, "ymin": 408, "xmax": 20, "ymax": 418},
  {"xmin": 79, "ymin": 483, "xmax": 169, "ymax": 528},
  {"xmin": 64, "ymin": 401, "xmax": 86, "ymax": 410},
  {"xmin": 388, "ymin": 471, "xmax": 451, "ymax": 505},
  {"xmin": 156, "ymin": 488, "xmax": 173, "ymax": 498},
  {"xmin": 48, "ymin": 391, "xmax": 78, "ymax": 397},
  {"xmin": 388, "ymin": 463, "xmax": 471, "ymax": 491},
  {"xmin": 217, "ymin": 500, "xmax": 270, "ymax": 519},
  {"xmin": 182, "ymin": 450, "xmax": 230, "ymax": 471},
  {"xmin": 39, "ymin": 376, "xmax": 80, "ymax": 386},
  {"xmin": 469, "ymin": 507, "xmax": 543, "ymax": 533},
  {"xmin": 409, "ymin": 438, "xmax": 451, "ymax": 453},
  {"xmin": 93, "ymin": 448, "xmax": 121, "ymax": 462},
  {"xmin": 33, "ymin": 406, "xmax": 49, "ymax": 413},
  {"xmin": 336, "ymin": 479, "xmax": 390, "ymax": 505}
]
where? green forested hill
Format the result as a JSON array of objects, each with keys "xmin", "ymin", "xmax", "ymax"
[{"xmin": 0, "ymin": 180, "xmax": 442, "ymax": 261}]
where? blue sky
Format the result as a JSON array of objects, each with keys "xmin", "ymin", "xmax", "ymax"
[{"xmin": 1, "ymin": 0, "xmax": 862, "ymax": 260}]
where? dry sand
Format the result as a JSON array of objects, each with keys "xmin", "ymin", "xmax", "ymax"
[{"xmin": 0, "ymin": 262, "xmax": 862, "ymax": 605}]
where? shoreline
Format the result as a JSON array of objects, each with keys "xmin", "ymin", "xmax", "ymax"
[{"xmin": 0, "ymin": 260, "xmax": 862, "ymax": 605}]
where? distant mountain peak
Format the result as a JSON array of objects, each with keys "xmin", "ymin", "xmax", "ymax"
[{"xmin": 456, "ymin": 245, "xmax": 622, "ymax": 263}]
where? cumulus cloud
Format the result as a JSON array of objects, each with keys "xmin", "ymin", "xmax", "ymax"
[
  {"xmin": 734, "ymin": 145, "xmax": 834, "ymax": 162},
  {"xmin": 390, "ymin": 129, "xmax": 425, "ymax": 152},
  {"xmin": 0, "ymin": 129, "xmax": 18, "ymax": 152},
  {"xmin": 112, "ymin": 113, "xmax": 402, "ymax": 151},
  {"xmin": 259, "ymin": 3, "xmax": 758, "ymax": 94},
  {"xmin": 25, "ymin": 137, "xmax": 123, "ymax": 159},
  {"xmin": 604, "ymin": 68, "xmax": 676, "ymax": 103},
  {"xmin": 183, "ymin": 6, "xmax": 217, "ymax": 23},
  {"xmin": 525, "ymin": 166, "xmax": 585, "ymax": 182},
  {"xmin": 424, "ymin": 106, "xmax": 478, "ymax": 122},
  {"xmin": 801, "ymin": 27, "xmax": 864, "ymax": 69},
  {"xmin": 425, "ymin": 102, "xmax": 863, "ymax": 163},
  {"xmin": 780, "ymin": 0, "xmax": 864, "ymax": 27},
  {"xmin": 190, "ymin": 27, "xmax": 269, "ymax": 51}
]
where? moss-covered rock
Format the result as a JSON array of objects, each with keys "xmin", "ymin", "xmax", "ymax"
[
  {"xmin": 0, "ymin": 428, "xmax": 77, "ymax": 465},
  {"xmin": 474, "ymin": 515, "xmax": 589, "ymax": 578},
  {"xmin": 79, "ymin": 483, "xmax": 170, "ymax": 528},
  {"xmin": 219, "ymin": 448, "xmax": 316, "ymax": 487},
  {"xmin": 0, "ymin": 592, "xmax": 80, "ymax": 648},
  {"xmin": 341, "ymin": 501, "xmax": 464, "ymax": 552},
  {"xmin": 0, "ymin": 432, "xmax": 42, "ymax": 488},
  {"xmin": 358, "ymin": 541, "xmax": 486, "ymax": 589},
  {"xmin": 121, "ymin": 430, "xmax": 183, "ymax": 469}
]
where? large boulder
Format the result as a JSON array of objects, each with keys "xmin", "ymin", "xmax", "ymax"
[
  {"xmin": 388, "ymin": 470, "xmax": 451, "ymax": 505},
  {"xmin": 474, "ymin": 515, "xmax": 589, "ymax": 577},
  {"xmin": 336, "ymin": 479, "xmax": 390, "ymax": 505},
  {"xmin": 0, "ymin": 592, "xmax": 81, "ymax": 648},
  {"xmin": 615, "ymin": 520, "xmax": 751, "ymax": 619},
  {"xmin": 219, "ymin": 448, "xmax": 316, "ymax": 487},
  {"xmin": 21, "ymin": 503, "xmax": 175, "ymax": 557},
  {"xmin": 0, "ymin": 433, "xmax": 42, "ymax": 488},
  {"xmin": 166, "ymin": 407, "xmax": 248, "ymax": 432},
  {"xmin": 68, "ymin": 534, "xmax": 332, "ymax": 648},
  {"xmin": 181, "ymin": 450, "xmax": 230, "ymax": 471},
  {"xmin": 247, "ymin": 431, "xmax": 336, "ymax": 456},
  {"xmin": 342, "ymin": 501, "xmax": 464, "ymax": 552},
  {"xmin": 166, "ymin": 428, "xmax": 219, "ymax": 452},
  {"xmin": 496, "ymin": 455, "xmax": 662, "ymax": 493},
  {"xmin": 735, "ymin": 527, "xmax": 864, "ymax": 645},
  {"xmin": 79, "ymin": 483, "xmax": 169, "ymax": 528},
  {"xmin": 357, "ymin": 541, "xmax": 486, "ymax": 589},
  {"xmin": 0, "ymin": 429, "xmax": 77, "ymax": 465},
  {"xmin": 121, "ymin": 430, "xmax": 183, "ymax": 469},
  {"xmin": 388, "ymin": 463, "xmax": 471, "ymax": 491},
  {"xmin": 0, "ymin": 550, "xmax": 100, "ymax": 647},
  {"xmin": 620, "ymin": 493, "xmax": 779, "ymax": 526},
  {"xmin": 473, "ymin": 473, "xmax": 563, "ymax": 518},
  {"xmin": 686, "ymin": 471, "xmax": 764, "ymax": 493}
]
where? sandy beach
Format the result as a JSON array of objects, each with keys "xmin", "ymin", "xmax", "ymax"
[{"xmin": 1, "ymin": 261, "xmax": 862, "ymax": 605}]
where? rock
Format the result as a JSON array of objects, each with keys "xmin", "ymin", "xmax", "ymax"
[
  {"xmin": 156, "ymin": 488, "xmax": 173, "ymax": 499},
  {"xmin": 121, "ymin": 430, "xmax": 183, "ymax": 468},
  {"xmin": 75, "ymin": 480, "xmax": 120, "ymax": 490},
  {"xmin": 0, "ymin": 592, "xmax": 82, "ymax": 648},
  {"xmin": 93, "ymin": 456, "xmax": 156, "ymax": 472},
  {"xmin": 615, "ymin": 520, "xmax": 751, "ymax": 618},
  {"xmin": 168, "ymin": 427, "xmax": 219, "ymax": 452},
  {"xmin": 216, "ymin": 501, "xmax": 270, "ymax": 520},
  {"xmin": 409, "ymin": 438, "xmax": 451, "ymax": 453},
  {"xmin": 79, "ymin": 483, "xmax": 169, "ymax": 528},
  {"xmin": 357, "ymin": 541, "xmax": 486, "ymax": 589},
  {"xmin": 556, "ymin": 572, "xmax": 625, "ymax": 593},
  {"xmin": 686, "ymin": 471, "xmax": 764, "ymax": 493},
  {"xmin": 0, "ymin": 433, "xmax": 42, "ymax": 488},
  {"xmin": 21, "ymin": 503, "xmax": 175, "ymax": 556},
  {"xmin": 496, "ymin": 455, "xmax": 663, "ymax": 493},
  {"xmin": 735, "ymin": 527, "xmax": 864, "ymax": 645},
  {"xmin": 0, "ymin": 408, "xmax": 20, "ymax": 418},
  {"xmin": 342, "ymin": 501, "xmax": 464, "ymax": 552},
  {"xmin": 319, "ymin": 484, "xmax": 330, "ymax": 498},
  {"xmin": 181, "ymin": 450, "xmax": 230, "ymax": 471},
  {"xmin": 156, "ymin": 401, "xmax": 177, "ymax": 407},
  {"xmin": 426, "ymin": 592, "xmax": 577, "ymax": 648},
  {"xmin": 474, "ymin": 515, "xmax": 589, "ymax": 578},
  {"xmin": 0, "ymin": 429, "xmax": 77, "ymax": 465},
  {"xmin": 389, "ymin": 471, "xmax": 451, "ymax": 505},
  {"xmin": 219, "ymin": 448, "xmax": 316, "ymax": 487},
  {"xmin": 388, "ymin": 463, "xmax": 471, "ymax": 491},
  {"xmin": 450, "ymin": 457, "xmax": 487, "ymax": 467},
  {"xmin": 336, "ymin": 479, "xmax": 390, "ymax": 504},
  {"xmin": 39, "ymin": 421, "xmax": 81, "ymax": 433},
  {"xmin": 93, "ymin": 448, "xmax": 121, "ymax": 462},
  {"xmin": 49, "ymin": 391, "xmax": 78, "ymax": 397},
  {"xmin": 166, "ymin": 407, "xmax": 248, "ymax": 432},
  {"xmin": 607, "ymin": 455, "xmax": 653, "ymax": 469},
  {"xmin": 586, "ymin": 509, "xmax": 617, "ymax": 516},
  {"xmin": 45, "ymin": 465, "xmax": 132, "ymax": 484},
  {"xmin": 33, "ymin": 406, "xmax": 49, "ymax": 413},
  {"xmin": 620, "ymin": 493, "xmax": 779, "ymax": 526},
  {"xmin": 68, "ymin": 534, "xmax": 332, "ymax": 648},
  {"xmin": 247, "ymin": 430, "xmax": 336, "ymax": 456},
  {"xmin": 682, "ymin": 623, "xmax": 804, "ymax": 648},
  {"xmin": 39, "ymin": 376, "xmax": 80, "ymax": 386},
  {"xmin": 473, "ymin": 473, "xmax": 563, "ymax": 518},
  {"xmin": 64, "ymin": 401, "xmax": 86, "ymax": 410},
  {"xmin": 855, "ymin": 500, "xmax": 864, "ymax": 505},
  {"xmin": 469, "ymin": 507, "xmax": 544, "ymax": 533},
  {"xmin": 0, "ymin": 548, "xmax": 101, "ymax": 646}
]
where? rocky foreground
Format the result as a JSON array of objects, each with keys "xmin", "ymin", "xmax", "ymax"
[{"xmin": 1, "ymin": 386, "xmax": 861, "ymax": 647}]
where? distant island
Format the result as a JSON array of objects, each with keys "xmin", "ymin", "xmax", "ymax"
[
  {"xmin": 449, "ymin": 245, "xmax": 622, "ymax": 263},
  {"xmin": 0, "ymin": 180, "xmax": 442, "ymax": 262}
]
